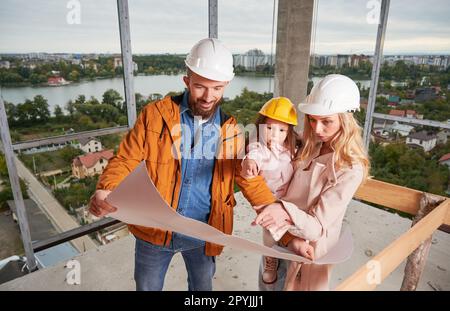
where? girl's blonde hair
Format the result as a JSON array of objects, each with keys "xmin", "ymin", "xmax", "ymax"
[
  {"xmin": 253, "ymin": 114, "xmax": 297, "ymax": 160},
  {"xmin": 299, "ymin": 112, "xmax": 370, "ymax": 180}
]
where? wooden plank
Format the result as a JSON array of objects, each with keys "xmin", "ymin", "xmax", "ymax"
[
  {"xmin": 355, "ymin": 179, "xmax": 423, "ymax": 214},
  {"xmin": 355, "ymin": 179, "xmax": 448, "ymax": 224},
  {"xmin": 335, "ymin": 199, "xmax": 449, "ymax": 291}
]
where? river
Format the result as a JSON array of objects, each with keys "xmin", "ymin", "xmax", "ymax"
[{"xmin": 0, "ymin": 75, "xmax": 371, "ymax": 112}]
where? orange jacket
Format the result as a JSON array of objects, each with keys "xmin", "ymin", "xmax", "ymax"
[{"xmin": 97, "ymin": 94, "xmax": 276, "ymax": 256}]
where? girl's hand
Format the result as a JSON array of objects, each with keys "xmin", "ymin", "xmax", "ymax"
[
  {"xmin": 252, "ymin": 203, "xmax": 292, "ymax": 229},
  {"xmin": 241, "ymin": 159, "xmax": 258, "ymax": 178}
]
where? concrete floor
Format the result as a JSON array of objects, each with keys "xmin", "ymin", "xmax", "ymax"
[
  {"xmin": 1, "ymin": 192, "xmax": 449, "ymax": 291},
  {"xmin": 0, "ymin": 208, "xmax": 24, "ymax": 260}
]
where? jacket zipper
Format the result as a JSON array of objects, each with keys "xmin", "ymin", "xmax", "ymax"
[
  {"xmin": 159, "ymin": 121, "xmax": 166, "ymax": 140},
  {"xmin": 164, "ymin": 160, "xmax": 179, "ymax": 246}
]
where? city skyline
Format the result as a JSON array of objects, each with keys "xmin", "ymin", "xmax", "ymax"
[{"xmin": 0, "ymin": 0, "xmax": 449, "ymax": 55}]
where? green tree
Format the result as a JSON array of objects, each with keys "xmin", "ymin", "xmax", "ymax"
[
  {"xmin": 54, "ymin": 105, "xmax": 64, "ymax": 121},
  {"xmin": 102, "ymin": 89, "xmax": 123, "ymax": 110},
  {"xmin": 33, "ymin": 95, "xmax": 50, "ymax": 122}
]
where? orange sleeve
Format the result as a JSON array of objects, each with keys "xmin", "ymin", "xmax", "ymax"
[
  {"xmin": 235, "ymin": 158, "xmax": 276, "ymax": 207},
  {"xmin": 96, "ymin": 107, "xmax": 148, "ymax": 191},
  {"xmin": 279, "ymin": 231, "xmax": 296, "ymax": 247}
]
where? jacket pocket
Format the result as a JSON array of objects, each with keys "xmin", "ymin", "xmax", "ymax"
[
  {"xmin": 144, "ymin": 129, "xmax": 173, "ymax": 164},
  {"xmin": 221, "ymin": 195, "xmax": 236, "ymax": 234}
]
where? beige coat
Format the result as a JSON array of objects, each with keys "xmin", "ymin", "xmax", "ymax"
[{"xmin": 280, "ymin": 145, "xmax": 363, "ymax": 291}]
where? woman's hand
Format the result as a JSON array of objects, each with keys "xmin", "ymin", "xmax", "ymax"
[
  {"xmin": 253, "ymin": 202, "xmax": 293, "ymax": 230},
  {"xmin": 241, "ymin": 159, "xmax": 258, "ymax": 178},
  {"xmin": 288, "ymin": 238, "xmax": 315, "ymax": 261}
]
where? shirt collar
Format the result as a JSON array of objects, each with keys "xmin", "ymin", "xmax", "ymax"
[
  {"xmin": 180, "ymin": 91, "xmax": 190, "ymax": 115},
  {"xmin": 180, "ymin": 90, "xmax": 220, "ymax": 125}
]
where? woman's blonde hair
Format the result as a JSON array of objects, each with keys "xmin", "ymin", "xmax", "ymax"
[{"xmin": 299, "ymin": 112, "xmax": 370, "ymax": 180}]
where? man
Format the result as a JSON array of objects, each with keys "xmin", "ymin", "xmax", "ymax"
[{"xmin": 89, "ymin": 38, "xmax": 276, "ymax": 291}]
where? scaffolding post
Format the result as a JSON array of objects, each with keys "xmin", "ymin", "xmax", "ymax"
[
  {"xmin": 363, "ymin": 0, "xmax": 390, "ymax": 150},
  {"xmin": 117, "ymin": 0, "xmax": 137, "ymax": 128},
  {"xmin": 0, "ymin": 96, "xmax": 37, "ymax": 272},
  {"xmin": 208, "ymin": 0, "xmax": 218, "ymax": 38}
]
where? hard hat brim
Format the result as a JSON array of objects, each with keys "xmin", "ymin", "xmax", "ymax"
[
  {"xmin": 298, "ymin": 103, "xmax": 358, "ymax": 116},
  {"xmin": 298, "ymin": 103, "xmax": 338, "ymax": 116},
  {"xmin": 185, "ymin": 61, "xmax": 234, "ymax": 82},
  {"xmin": 259, "ymin": 111, "xmax": 298, "ymax": 126}
]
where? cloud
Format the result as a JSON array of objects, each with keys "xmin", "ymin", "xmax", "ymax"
[{"xmin": 0, "ymin": 0, "xmax": 448, "ymax": 54}]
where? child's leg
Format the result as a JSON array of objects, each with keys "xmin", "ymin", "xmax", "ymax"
[
  {"xmin": 262, "ymin": 228, "xmax": 277, "ymax": 247},
  {"xmin": 262, "ymin": 229, "xmax": 279, "ymax": 284}
]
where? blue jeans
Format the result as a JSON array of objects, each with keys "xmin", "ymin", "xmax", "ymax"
[{"xmin": 134, "ymin": 236, "xmax": 216, "ymax": 291}]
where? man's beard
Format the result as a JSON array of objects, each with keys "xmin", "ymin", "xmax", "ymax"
[{"xmin": 189, "ymin": 99, "xmax": 221, "ymax": 119}]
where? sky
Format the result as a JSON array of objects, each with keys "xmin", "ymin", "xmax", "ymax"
[{"xmin": 0, "ymin": 0, "xmax": 449, "ymax": 55}]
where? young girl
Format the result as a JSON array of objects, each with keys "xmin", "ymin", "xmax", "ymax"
[
  {"xmin": 254, "ymin": 74, "xmax": 370, "ymax": 290},
  {"xmin": 241, "ymin": 97, "xmax": 314, "ymax": 285}
]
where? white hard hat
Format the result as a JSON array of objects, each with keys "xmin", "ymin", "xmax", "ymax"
[
  {"xmin": 298, "ymin": 74, "xmax": 360, "ymax": 115},
  {"xmin": 185, "ymin": 38, "xmax": 235, "ymax": 82}
]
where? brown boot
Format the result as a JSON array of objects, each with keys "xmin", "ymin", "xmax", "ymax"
[{"xmin": 262, "ymin": 256, "xmax": 279, "ymax": 284}]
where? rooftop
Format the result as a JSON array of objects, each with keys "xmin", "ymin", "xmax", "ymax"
[
  {"xmin": 73, "ymin": 149, "xmax": 113, "ymax": 168},
  {"xmin": 78, "ymin": 137, "xmax": 99, "ymax": 146},
  {"xmin": 408, "ymin": 131, "xmax": 437, "ymax": 141},
  {"xmin": 439, "ymin": 153, "xmax": 450, "ymax": 162},
  {"xmin": 1, "ymin": 193, "xmax": 448, "ymax": 291}
]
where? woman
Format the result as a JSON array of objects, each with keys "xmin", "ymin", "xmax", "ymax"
[{"xmin": 254, "ymin": 74, "xmax": 370, "ymax": 291}]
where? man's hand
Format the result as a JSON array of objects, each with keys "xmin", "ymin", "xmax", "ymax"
[
  {"xmin": 241, "ymin": 158, "xmax": 258, "ymax": 178},
  {"xmin": 89, "ymin": 189, "xmax": 116, "ymax": 217}
]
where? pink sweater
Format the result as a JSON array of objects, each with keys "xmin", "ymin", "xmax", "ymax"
[
  {"xmin": 244, "ymin": 142, "xmax": 294, "ymax": 197},
  {"xmin": 243, "ymin": 142, "xmax": 294, "ymax": 241}
]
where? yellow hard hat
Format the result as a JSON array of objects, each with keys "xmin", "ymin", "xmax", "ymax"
[{"xmin": 259, "ymin": 97, "xmax": 298, "ymax": 126}]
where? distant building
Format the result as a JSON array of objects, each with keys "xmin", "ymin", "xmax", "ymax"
[
  {"xmin": 437, "ymin": 130, "xmax": 448, "ymax": 145},
  {"xmin": 47, "ymin": 76, "xmax": 69, "ymax": 86},
  {"xmin": 75, "ymin": 137, "xmax": 103, "ymax": 153},
  {"xmin": 399, "ymin": 99, "xmax": 415, "ymax": 106},
  {"xmin": 373, "ymin": 117, "xmax": 394, "ymax": 137},
  {"xmin": 405, "ymin": 110, "xmax": 417, "ymax": 118},
  {"xmin": 71, "ymin": 59, "xmax": 81, "ymax": 65},
  {"xmin": 388, "ymin": 95, "xmax": 400, "ymax": 107},
  {"xmin": 233, "ymin": 49, "xmax": 274, "ymax": 70},
  {"xmin": 0, "ymin": 60, "xmax": 10, "ymax": 69},
  {"xmin": 72, "ymin": 149, "xmax": 114, "ymax": 179},
  {"xmin": 375, "ymin": 115, "xmax": 414, "ymax": 137},
  {"xmin": 113, "ymin": 57, "xmax": 137, "ymax": 72},
  {"xmin": 22, "ymin": 141, "xmax": 72, "ymax": 155},
  {"xmin": 391, "ymin": 81, "xmax": 408, "ymax": 88},
  {"xmin": 385, "ymin": 121, "xmax": 414, "ymax": 137},
  {"xmin": 406, "ymin": 131, "xmax": 437, "ymax": 152},
  {"xmin": 389, "ymin": 109, "xmax": 405, "ymax": 117},
  {"xmin": 415, "ymin": 87, "xmax": 438, "ymax": 102},
  {"xmin": 113, "ymin": 57, "xmax": 122, "ymax": 69}
]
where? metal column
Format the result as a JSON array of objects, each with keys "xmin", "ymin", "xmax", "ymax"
[
  {"xmin": 0, "ymin": 96, "xmax": 37, "ymax": 272},
  {"xmin": 363, "ymin": 0, "xmax": 390, "ymax": 150},
  {"xmin": 208, "ymin": 0, "xmax": 218, "ymax": 38},
  {"xmin": 117, "ymin": 0, "xmax": 137, "ymax": 127}
]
